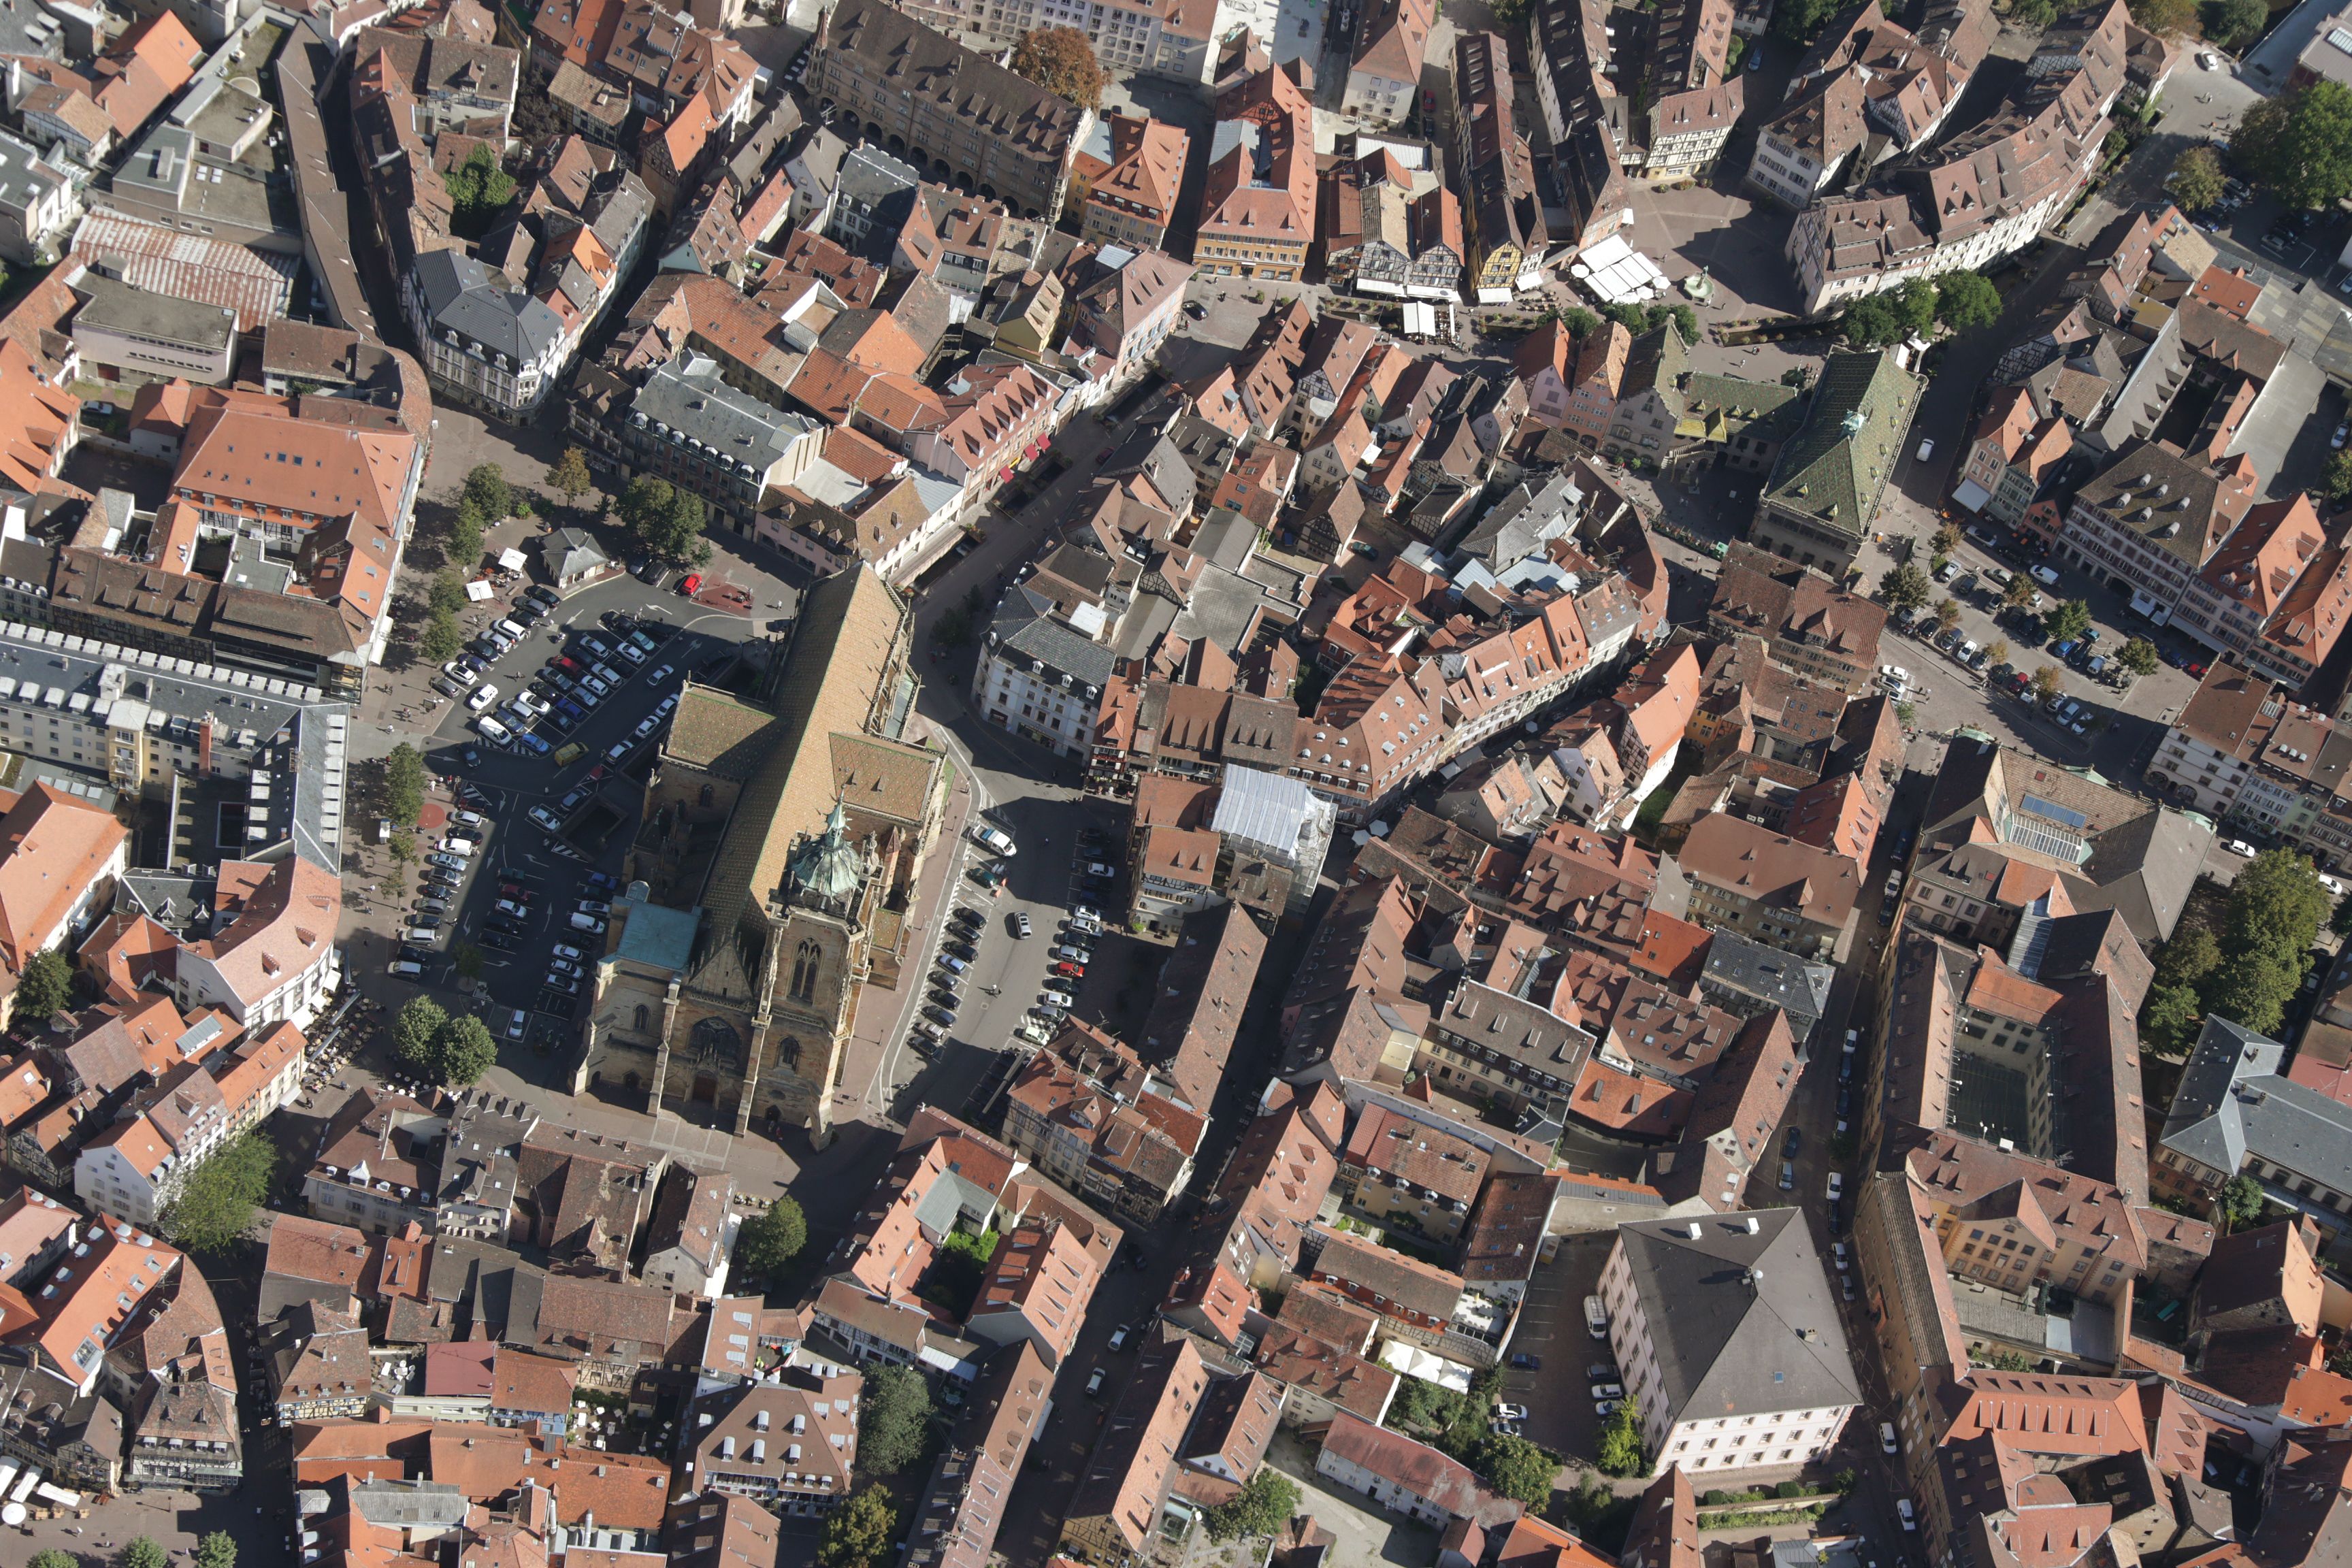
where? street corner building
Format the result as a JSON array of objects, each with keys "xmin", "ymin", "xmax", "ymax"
[{"xmin": 578, "ymin": 564, "xmax": 946, "ymax": 1140}]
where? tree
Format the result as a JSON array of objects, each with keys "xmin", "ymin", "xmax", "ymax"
[
  {"xmin": 2334, "ymin": 891, "xmax": 2352, "ymax": 937},
  {"xmin": 1781, "ymin": 364, "xmax": 1814, "ymax": 390},
  {"xmin": 2140, "ymin": 980, "xmax": 2204, "ymax": 1054},
  {"xmin": 453, "ymin": 943, "xmax": 485, "ymax": 983},
  {"xmin": 1007, "ymin": 27, "xmax": 1105, "ymax": 108},
  {"xmin": 195, "ymin": 1533, "xmax": 238, "ymax": 1568},
  {"xmin": 1471, "ymin": 1433, "xmax": 1561, "ymax": 1509},
  {"xmin": 1933, "ymin": 597, "xmax": 1963, "ymax": 634},
  {"xmin": 1935, "ymin": 271, "xmax": 2003, "ymax": 333},
  {"xmin": 1843, "ymin": 293, "xmax": 1904, "ymax": 348},
  {"xmin": 2003, "ymin": 572, "xmax": 2039, "ymax": 610},
  {"xmin": 2128, "ymin": 0, "xmax": 2200, "ymax": 35},
  {"xmin": 15, "ymin": 947, "xmax": 71, "ymax": 1022},
  {"xmin": 393, "ymin": 996, "xmax": 448, "ymax": 1066},
  {"xmin": 2011, "ymin": 0, "xmax": 2057, "ymax": 23},
  {"xmin": 120, "ymin": 1541, "xmax": 170, "ymax": 1568},
  {"xmin": 421, "ymin": 606, "xmax": 465, "ymax": 664},
  {"xmin": 1932, "ymin": 522, "xmax": 1963, "ymax": 556},
  {"xmin": 1597, "ymin": 1397, "xmax": 1647, "ymax": 1475},
  {"xmin": 1774, "ymin": 0, "xmax": 1841, "ymax": 44},
  {"xmin": 2220, "ymin": 1173, "xmax": 2266, "ymax": 1230},
  {"xmin": 387, "ymin": 831, "xmax": 416, "ymax": 879},
  {"xmin": 2326, "ymin": 451, "xmax": 2352, "ymax": 504},
  {"xmin": 2202, "ymin": 947, "xmax": 2298, "ymax": 1035},
  {"xmin": 817, "ymin": 1486, "xmax": 900, "ymax": 1568},
  {"xmin": 2029, "ymin": 664, "xmax": 2065, "ymax": 703},
  {"xmin": 429, "ymin": 570, "xmax": 469, "ymax": 617},
  {"xmin": 2235, "ymin": 82, "xmax": 2352, "ymax": 210},
  {"xmin": 2205, "ymin": 0, "xmax": 2266, "ymax": 46},
  {"xmin": 642, "ymin": 489, "xmax": 707, "ymax": 565},
  {"xmin": 2119, "ymin": 636, "xmax": 2160, "ymax": 676},
  {"xmin": 447, "ymin": 497, "xmax": 486, "ymax": 568},
  {"xmin": 2044, "ymin": 598, "xmax": 2093, "ymax": 644},
  {"xmin": 1205, "ymin": 1468, "xmax": 1301, "ymax": 1541},
  {"xmin": 2168, "ymin": 144, "xmax": 2227, "ymax": 211},
  {"xmin": 1987, "ymin": 638, "xmax": 2011, "ymax": 666},
  {"xmin": 384, "ymin": 743, "xmax": 425, "ymax": 827},
  {"xmin": 546, "ymin": 447, "xmax": 591, "ymax": 510},
  {"xmin": 1892, "ymin": 278, "xmax": 1940, "ymax": 338},
  {"xmin": 2225, "ymin": 849, "xmax": 2331, "ymax": 960},
  {"xmin": 444, "ymin": 144, "xmax": 517, "ymax": 236},
  {"xmin": 29, "ymin": 1550, "xmax": 76, "ymax": 1568},
  {"xmin": 1880, "ymin": 562, "xmax": 1932, "ymax": 612},
  {"xmin": 2155, "ymin": 924, "xmax": 2222, "ymax": 988},
  {"xmin": 410, "ymin": 1013, "xmax": 497, "ymax": 1087},
  {"xmin": 735, "ymin": 1196, "xmax": 807, "ymax": 1283},
  {"xmin": 857, "ymin": 1363, "xmax": 932, "ymax": 1475},
  {"xmin": 1560, "ymin": 306, "xmax": 1601, "ymax": 338},
  {"xmin": 464, "ymin": 465, "xmax": 513, "ymax": 521},
  {"xmin": 161, "ymin": 1133, "xmax": 276, "ymax": 1252}
]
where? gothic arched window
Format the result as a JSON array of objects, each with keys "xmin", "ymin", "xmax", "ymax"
[
  {"xmin": 790, "ymin": 939, "xmax": 822, "ymax": 1002},
  {"xmin": 634, "ymin": 1004, "xmax": 649, "ymax": 1030}
]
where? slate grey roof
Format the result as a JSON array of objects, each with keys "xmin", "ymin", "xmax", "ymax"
[
  {"xmin": 986, "ymin": 584, "xmax": 1114, "ymax": 691},
  {"xmin": 1614, "ymin": 1210, "xmax": 1861, "ymax": 1426},
  {"xmin": 634, "ymin": 352, "xmax": 819, "ymax": 475},
  {"xmin": 349, "ymin": 1479, "xmax": 470, "ymax": 1530},
  {"xmin": 2160, "ymin": 1015, "xmax": 2352, "ymax": 1183},
  {"xmin": 416, "ymin": 248, "xmax": 565, "ymax": 361},
  {"xmin": 1211, "ymin": 764, "xmax": 1322, "ymax": 857},
  {"xmin": 1697, "ymin": 930, "xmax": 1835, "ymax": 1034},
  {"xmin": 1454, "ymin": 470, "xmax": 1581, "ymax": 572}
]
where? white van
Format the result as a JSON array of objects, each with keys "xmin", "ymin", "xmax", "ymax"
[
  {"xmin": 387, "ymin": 960, "xmax": 425, "ymax": 978},
  {"xmin": 1584, "ymin": 1295, "xmax": 1609, "ymax": 1339},
  {"xmin": 570, "ymin": 912, "xmax": 608, "ymax": 934},
  {"xmin": 476, "ymin": 714, "xmax": 510, "ymax": 743},
  {"xmin": 404, "ymin": 926, "xmax": 441, "ymax": 945},
  {"xmin": 439, "ymin": 836, "xmax": 476, "ymax": 857}
]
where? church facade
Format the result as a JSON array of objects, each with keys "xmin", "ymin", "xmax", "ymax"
[{"xmin": 578, "ymin": 565, "xmax": 945, "ymax": 1141}]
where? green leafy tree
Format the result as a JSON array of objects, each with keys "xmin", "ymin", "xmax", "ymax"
[
  {"xmin": 465, "ymin": 464, "xmax": 513, "ymax": 521},
  {"xmin": 2044, "ymin": 598, "xmax": 2093, "ymax": 644},
  {"xmin": 1891, "ymin": 278, "xmax": 1939, "ymax": 338},
  {"xmin": 429, "ymin": 570, "xmax": 468, "ymax": 617},
  {"xmin": 1880, "ymin": 562, "xmax": 1932, "ymax": 612},
  {"xmin": 2220, "ymin": 1173, "xmax": 2266, "ymax": 1229},
  {"xmin": 2327, "ymin": 451, "xmax": 2352, "ymax": 504},
  {"xmin": 2029, "ymin": 664, "xmax": 2064, "ymax": 703},
  {"xmin": 2334, "ymin": 892, "xmax": 2352, "ymax": 937},
  {"xmin": 2168, "ymin": 144, "xmax": 2227, "ymax": 211},
  {"xmin": 2155, "ymin": 924, "xmax": 2222, "ymax": 988},
  {"xmin": 1204, "ymin": 1468, "xmax": 1301, "ymax": 1541},
  {"xmin": 1987, "ymin": 638, "xmax": 2011, "ymax": 667},
  {"xmin": 2204, "ymin": 0, "xmax": 2265, "ymax": 46},
  {"xmin": 1007, "ymin": 26, "xmax": 1105, "ymax": 107},
  {"xmin": 734, "ymin": 1196, "xmax": 807, "ymax": 1283},
  {"xmin": 2011, "ymin": 0, "xmax": 2057, "ymax": 24},
  {"xmin": 817, "ymin": 1486, "xmax": 900, "ymax": 1568},
  {"xmin": 546, "ymin": 447, "xmax": 592, "ymax": 510},
  {"xmin": 31, "ymin": 1551, "xmax": 78, "ymax": 1568},
  {"xmin": 387, "ymin": 831, "xmax": 416, "ymax": 877},
  {"xmin": 1842, "ymin": 293, "xmax": 1902, "ymax": 347},
  {"xmin": 384, "ymin": 743, "xmax": 426, "ymax": 827},
  {"xmin": 640, "ymin": 488, "xmax": 707, "ymax": 565},
  {"xmin": 447, "ymin": 497, "xmax": 487, "ymax": 568},
  {"xmin": 195, "ymin": 1533, "xmax": 238, "ymax": 1568},
  {"xmin": 1774, "ymin": 0, "xmax": 1842, "ymax": 44},
  {"xmin": 2003, "ymin": 573, "xmax": 2039, "ymax": 610},
  {"xmin": 1471, "ymin": 1432, "xmax": 1561, "ymax": 1509},
  {"xmin": 1597, "ymin": 1398, "xmax": 1647, "ymax": 1475},
  {"xmin": 2202, "ymin": 947, "xmax": 2298, "ymax": 1035},
  {"xmin": 453, "ymin": 943, "xmax": 485, "ymax": 983},
  {"xmin": 2140, "ymin": 980, "xmax": 2204, "ymax": 1054},
  {"xmin": 2117, "ymin": 636, "xmax": 2160, "ymax": 676},
  {"xmin": 443, "ymin": 144, "xmax": 517, "ymax": 236},
  {"xmin": 393, "ymin": 996, "xmax": 448, "ymax": 1066},
  {"xmin": 1781, "ymin": 364, "xmax": 1814, "ymax": 390},
  {"xmin": 2225, "ymin": 849, "xmax": 2330, "ymax": 961},
  {"xmin": 1934, "ymin": 271, "xmax": 2003, "ymax": 333},
  {"xmin": 1933, "ymin": 597, "xmax": 1963, "ymax": 634},
  {"xmin": 2235, "ymin": 82, "xmax": 2352, "ymax": 210},
  {"xmin": 421, "ymin": 606, "xmax": 464, "ymax": 664},
  {"xmin": 856, "ymin": 1364, "xmax": 932, "ymax": 1475},
  {"xmin": 2129, "ymin": 0, "xmax": 2200, "ymax": 34},
  {"xmin": 1932, "ymin": 522, "xmax": 1963, "ymax": 555},
  {"xmin": 1560, "ymin": 306, "xmax": 1601, "ymax": 338},
  {"xmin": 416, "ymin": 1013, "xmax": 497, "ymax": 1087},
  {"xmin": 161, "ymin": 1134, "xmax": 277, "ymax": 1252},
  {"xmin": 120, "ymin": 1541, "xmax": 171, "ymax": 1568},
  {"xmin": 14, "ymin": 947, "xmax": 71, "ymax": 1022}
]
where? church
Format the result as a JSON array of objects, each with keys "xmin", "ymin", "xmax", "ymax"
[{"xmin": 578, "ymin": 565, "xmax": 945, "ymax": 1141}]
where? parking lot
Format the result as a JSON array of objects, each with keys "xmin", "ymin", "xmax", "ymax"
[
  {"xmin": 388, "ymin": 597, "xmax": 743, "ymax": 1040},
  {"xmin": 1499, "ymin": 1230, "xmax": 1616, "ymax": 1473}
]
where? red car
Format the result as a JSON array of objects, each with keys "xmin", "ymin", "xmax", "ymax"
[
  {"xmin": 1054, "ymin": 960, "xmax": 1085, "ymax": 979},
  {"xmin": 680, "ymin": 573, "xmax": 704, "ymax": 595},
  {"xmin": 555, "ymin": 655, "xmax": 581, "ymax": 673},
  {"xmin": 2185, "ymin": 661, "xmax": 2208, "ymax": 679},
  {"xmin": 498, "ymin": 883, "xmax": 536, "ymax": 901}
]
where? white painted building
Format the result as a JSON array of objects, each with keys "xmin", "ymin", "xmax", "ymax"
[{"xmin": 1599, "ymin": 1211, "xmax": 1860, "ymax": 1478}]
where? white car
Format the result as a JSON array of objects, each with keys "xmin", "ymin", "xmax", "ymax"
[
  {"xmin": 2227, "ymin": 838, "xmax": 2257, "ymax": 858},
  {"xmin": 1039, "ymin": 987, "xmax": 1075, "ymax": 1009},
  {"xmin": 1825, "ymin": 1171, "xmax": 1844, "ymax": 1200},
  {"xmin": 451, "ymin": 810, "xmax": 487, "ymax": 830},
  {"xmin": 2199, "ymin": 49, "xmax": 2220, "ymax": 68},
  {"xmin": 1878, "ymin": 664, "xmax": 1910, "ymax": 691},
  {"xmin": 475, "ymin": 714, "xmax": 511, "ymax": 743},
  {"xmin": 2029, "ymin": 564, "xmax": 2061, "ymax": 587},
  {"xmin": 968, "ymin": 824, "xmax": 1017, "ymax": 856},
  {"xmin": 1914, "ymin": 437, "xmax": 1934, "ymax": 462},
  {"xmin": 1881, "ymin": 1422, "xmax": 1900, "ymax": 1454},
  {"xmin": 467, "ymin": 683, "xmax": 500, "ymax": 712},
  {"xmin": 442, "ymin": 662, "xmax": 480, "ymax": 687}
]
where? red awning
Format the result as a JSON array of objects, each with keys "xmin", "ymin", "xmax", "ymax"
[
  {"xmin": 1001, "ymin": 466, "xmax": 1017, "ymax": 482},
  {"xmin": 1024, "ymin": 440, "xmax": 1045, "ymax": 460}
]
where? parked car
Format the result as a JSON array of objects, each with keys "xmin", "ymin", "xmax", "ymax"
[
  {"xmin": 969, "ymin": 823, "xmax": 1017, "ymax": 855},
  {"xmin": 1590, "ymin": 1383, "xmax": 1623, "ymax": 1400}
]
